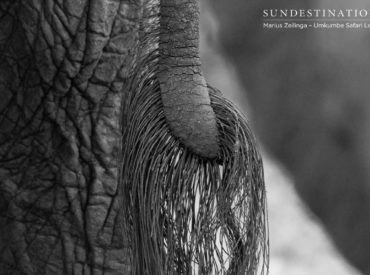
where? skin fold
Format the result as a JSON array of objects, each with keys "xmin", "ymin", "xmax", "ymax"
[
  {"xmin": 0, "ymin": 1, "xmax": 268, "ymax": 274},
  {"xmin": 0, "ymin": 0, "xmax": 223, "ymax": 273},
  {"xmin": 158, "ymin": 0, "xmax": 220, "ymax": 159},
  {"xmin": 0, "ymin": 1, "xmax": 142, "ymax": 273}
]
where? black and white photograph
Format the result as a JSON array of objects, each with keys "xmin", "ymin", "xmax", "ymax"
[{"xmin": 0, "ymin": 0, "xmax": 368, "ymax": 274}]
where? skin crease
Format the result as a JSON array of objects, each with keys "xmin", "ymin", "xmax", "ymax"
[
  {"xmin": 158, "ymin": 0, "xmax": 220, "ymax": 159},
  {"xmin": 0, "ymin": 1, "xmax": 142, "ymax": 273},
  {"xmin": 0, "ymin": 0, "xmax": 221, "ymax": 274}
]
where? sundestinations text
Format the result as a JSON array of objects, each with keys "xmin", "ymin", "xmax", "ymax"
[{"xmin": 263, "ymin": 9, "xmax": 370, "ymax": 18}]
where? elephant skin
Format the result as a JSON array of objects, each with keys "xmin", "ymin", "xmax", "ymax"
[{"xmin": 0, "ymin": 1, "xmax": 143, "ymax": 274}]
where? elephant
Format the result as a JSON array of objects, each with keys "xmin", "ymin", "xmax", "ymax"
[{"xmin": 0, "ymin": 0, "xmax": 268, "ymax": 274}]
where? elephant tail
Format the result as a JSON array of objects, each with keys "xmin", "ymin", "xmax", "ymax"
[
  {"xmin": 121, "ymin": 54, "xmax": 269, "ymax": 275},
  {"xmin": 120, "ymin": 0, "xmax": 269, "ymax": 274}
]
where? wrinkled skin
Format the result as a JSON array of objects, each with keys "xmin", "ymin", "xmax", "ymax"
[{"xmin": 0, "ymin": 1, "xmax": 143, "ymax": 274}]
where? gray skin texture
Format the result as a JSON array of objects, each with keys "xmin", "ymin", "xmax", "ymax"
[
  {"xmin": 158, "ymin": 0, "xmax": 219, "ymax": 158},
  {"xmin": 0, "ymin": 0, "xmax": 222, "ymax": 274},
  {"xmin": 0, "ymin": 1, "xmax": 141, "ymax": 274}
]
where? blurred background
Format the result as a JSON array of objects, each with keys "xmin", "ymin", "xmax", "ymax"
[{"xmin": 199, "ymin": 0, "xmax": 370, "ymax": 274}]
